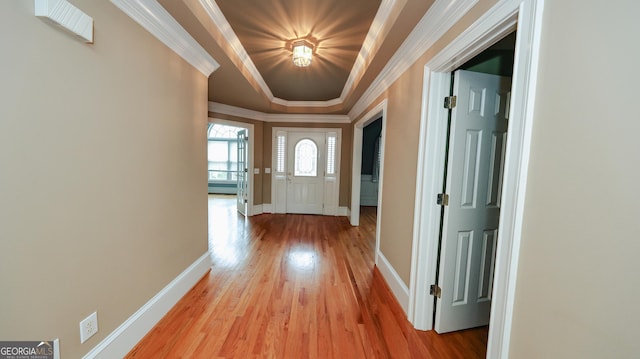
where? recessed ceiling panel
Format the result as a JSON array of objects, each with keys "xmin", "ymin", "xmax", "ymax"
[{"xmin": 216, "ymin": 0, "xmax": 381, "ymax": 102}]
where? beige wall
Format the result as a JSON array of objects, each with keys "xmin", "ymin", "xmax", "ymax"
[
  {"xmin": 353, "ymin": 0, "xmax": 498, "ymax": 286},
  {"xmin": 510, "ymin": 1, "xmax": 640, "ymax": 357},
  {"xmin": 0, "ymin": 2, "xmax": 208, "ymax": 358}
]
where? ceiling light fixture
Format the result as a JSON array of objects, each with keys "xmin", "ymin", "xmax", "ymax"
[{"xmin": 291, "ymin": 39, "xmax": 314, "ymax": 67}]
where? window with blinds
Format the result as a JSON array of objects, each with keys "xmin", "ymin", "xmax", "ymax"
[
  {"xmin": 276, "ymin": 135, "xmax": 286, "ymax": 173},
  {"xmin": 326, "ymin": 135, "xmax": 337, "ymax": 175}
]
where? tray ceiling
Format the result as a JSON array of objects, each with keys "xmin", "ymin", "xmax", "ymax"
[{"xmin": 159, "ymin": 0, "xmax": 436, "ymax": 115}]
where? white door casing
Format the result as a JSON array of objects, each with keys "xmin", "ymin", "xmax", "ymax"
[
  {"xmin": 408, "ymin": 0, "xmax": 544, "ymax": 356},
  {"xmin": 236, "ymin": 129, "xmax": 248, "ymax": 216},
  {"xmin": 435, "ymin": 70, "xmax": 510, "ymax": 333},
  {"xmin": 272, "ymin": 127, "xmax": 341, "ymax": 215}
]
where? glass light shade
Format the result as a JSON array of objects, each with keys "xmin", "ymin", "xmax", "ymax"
[{"xmin": 292, "ymin": 41, "xmax": 313, "ymax": 67}]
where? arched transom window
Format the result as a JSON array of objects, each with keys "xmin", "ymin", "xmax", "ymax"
[{"xmin": 294, "ymin": 139, "xmax": 317, "ymax": 177}]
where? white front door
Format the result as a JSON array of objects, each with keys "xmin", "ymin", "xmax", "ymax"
[
  {"xmin": 435, "ymin": 70, "xmax": 511, "ymax": 333},
  {"xmin": 236, "ymin": 129, "xmax": 248, "ymax": 216},
  {"xmin": 286, "ymin": 132, "xmax": 325, "ymax": 214}
]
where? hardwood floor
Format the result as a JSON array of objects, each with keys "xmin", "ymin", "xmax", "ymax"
[{"xmin": 125, "ymin": 196, "xmax": 487, "ymax": 358}]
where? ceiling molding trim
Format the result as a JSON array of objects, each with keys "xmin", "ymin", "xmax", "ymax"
[
  {"xmin": 339, "ymin": 0, "xmax": 397, "ymax": 101},
  {"xmin": 200, "ymin": 0, "xmax": 402, "ymax": 109},
  {"xmin": 199, "ymin": 0, "xmax": 275, "ymax": 99},
  {"xmin": 348, "ymin": 0, "xmax": 479, "ymax": 119},
  {"xmin": 209, "ymin": 102, "xmax": 351, "ymax": 124},
  {"xmin": 110, "ymin": 0, "xmax": 219, "ymax": 76},
  {"xmin": 271, "ymin": 97, "xmax": 343, "ymax": 108}
]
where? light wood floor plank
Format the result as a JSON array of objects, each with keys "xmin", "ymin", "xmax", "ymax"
[{"xmin": 125, "ymin": 197, "xmax": 487, "ymax": 358}]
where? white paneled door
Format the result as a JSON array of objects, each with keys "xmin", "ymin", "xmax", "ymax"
[
  {"xmin": 286, "ymin": 132, "xmax": 326, "ymax": 214},
  {"xmin": 435, "ymin": 70, "xmax": 511, "ymax": 333}
]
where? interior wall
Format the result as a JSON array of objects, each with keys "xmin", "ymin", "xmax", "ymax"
[
  {"xmin": 351, "ymin": 0, "xmax": 500, "ymax": 286},
  {"xmin": 0, "ymin": 2, "xmax": 208, "ymax": 358},
  {"xmin": 509, "ymin": 1, "xmax": 640, "ymax": 357}
]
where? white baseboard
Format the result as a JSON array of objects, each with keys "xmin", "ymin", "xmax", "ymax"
[
  {"xmin": 338, "ymin": 206, "xmax": 349, "ymax": 216},
  {"xmin": 262, "ymin": 203, "xmax": 273, "ymax": 213},
  {"xmin": 251, "ymin": 205, "xmax": 263, "ymax": 216},
  {"xmin": 83, "ymin": 253, "xmax": 212, "ymax": 359},
  {"xmin": 377, "ymin": 251, "xmax": 410, "ymax": 314}
]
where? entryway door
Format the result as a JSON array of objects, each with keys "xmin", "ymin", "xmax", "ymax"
[
  {"xmin": 434, "ymin": 70, "xmax": 511, "ymax": 333},
  {"xmin": 285, "ymin": 132, "xmax": 326, "ymax": 214}
]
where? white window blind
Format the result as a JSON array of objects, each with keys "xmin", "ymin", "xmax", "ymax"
[
  {"xmin": 326, "ymin": 135, "xmax": 336, "ymax": 175},
  {"xmin": 276, "ymin": 135, "xmax": 286, "ymax": 173}
]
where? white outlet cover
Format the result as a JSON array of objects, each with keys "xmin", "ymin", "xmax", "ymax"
[
  {"xmin": 265, "ymin": 168, "xmax": 271, "ymax": 174},
  {"xmin": 79, "ymin": 312, "xmax": 98, "ymax": 343},
  {"xmin": 253, "ymin": 168, "xmax": 260, "ymax": 174}
]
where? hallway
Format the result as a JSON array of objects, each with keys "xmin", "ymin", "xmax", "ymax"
[{"xmin": 125, "ymin": 196, "xmax": 487, "ymax": 358}]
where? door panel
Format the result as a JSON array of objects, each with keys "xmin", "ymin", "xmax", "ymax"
[
  {"xmin": 286, "ymin": 132, "xmax": 325, "ymax": 214},
  {"xmin": 435, "ymin": 70, "xmax": 511, "ymax": 333}
]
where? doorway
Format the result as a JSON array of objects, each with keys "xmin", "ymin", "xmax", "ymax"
[
  {"xmin": 271, "ymin": 127, "xmax": 341, "ymax": 215},
  {"xmin": 207, "ymin": 119, "xmax": 254, "ymax": 216},
  {"xmin": 407, "ymin": 0, "xmax": 543, "ymax": 357},
  {"xmin": 350, "ymin": 100, "xmax": 387, "ymax": 265}
]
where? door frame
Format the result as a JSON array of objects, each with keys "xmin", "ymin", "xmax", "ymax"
[
  {"xmin": 350, "ymin": 100, "xmax": 387, "ymax": 264},
  {"xmin": 208, "ymin": 118, "xmax": 254, "ymax": 216},
  {"xmin": 407, "ymin": 0, "xmax": 544, "ymax": 357},
  {"xmin": 271, "ymin": 127, "xmax": 342, "ymax": 215}
]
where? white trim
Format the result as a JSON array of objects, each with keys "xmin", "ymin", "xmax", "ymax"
[
  {"xmin": 351, "ymin": 100, "xmax": 386, "ymax": 270},
  {"xmin": 35, "ymin": 0, "xmax": 94, "ymax": 43},
  {"xmin": 271, "ymin": 98, "xmax": 344, "ymax": 109},
  {"xmin": 252, "ymin": 205, "xmax": 263, "ymax": 215},
  {"xmin": 337, "ymin": 207, "xmax": 349, "ymax": 216},
  {"xmin": 350, "ymin": 100, "xmax": 386, "ymax": 226},
  {"xmin": 262, "ymin": 204, "xmax": 273, "ymax": 214},
  {"xmin": 199, "ymin": 0, "xmax": 399, "ymax": 109},
  {"xmin": 340, "ymin": 0, "xmax": 398, "ymax": 100},
  {"xmin": 209, "ymin": 103, "xmax": 351, "ymax": 124},
  {"xmin": 110, "ymin": 0, "xmax": 219, "ymax": 77},
  {"xmin": 198, "ymin": 0, "xmax": 272, "ymax": 98},
  {"xmin": 349, "ymin": 0, "xmax": 478, "ymax": 120},
  {"xmin": 376, "ymin": 252, "xmax": 410, "ymax": 314},
  {"xmin": 83, "ymin": 253, "xmax": 212, "ymax": 359},
  {"xmin": 408, "ymin": 0, "xmax": 544, "ymax": 358}
]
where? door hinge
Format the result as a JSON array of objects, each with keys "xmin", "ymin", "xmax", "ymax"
[
  {"xmin": 244, "ymin": 168, "xmax": 248, "ymax": 173},
  {"xmin": 244, "ymin": 199, "xmax": 248, "ymax": 204},
  {"xmin": 430, "ymin": 284, "xmax": 442, "ymax": 298},
  {"xmin": 436, "ymin": 193, "xmax": 449, "ymax": 206},
  {"xmin": 444, "ymin": 96, "xmax": 457, "ymax": 109}
]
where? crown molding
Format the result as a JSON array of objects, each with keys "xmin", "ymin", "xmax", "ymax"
[
  {"xmin": 209, "ymin": 102, "xmax": 351, "ymax": 124},
  {"xmin": 340, "ymin": 0, "xmax": 397, "ymax": 101},
  {"xmin": 200, "ymin": 0, "xmax": 398, "ymax": 110},
  {"xmin": 349, "ymin": 0, "xmax": 479, "ymax": 119},
  {"xmin": 110, "ymin": 0, "xmax": 219, "ymax": 76},
  {"xmin": 270, "ymin": 97, "xmax": 343, "ymax": 108},
  {"xmin": 199, "ymin": 0, "xmax": 274, "ymax": 99}
]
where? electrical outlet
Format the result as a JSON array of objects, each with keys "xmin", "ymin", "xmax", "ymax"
[{"xmin": 79, "ymin": 312, "xmax": 98, "ymax": 343}]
